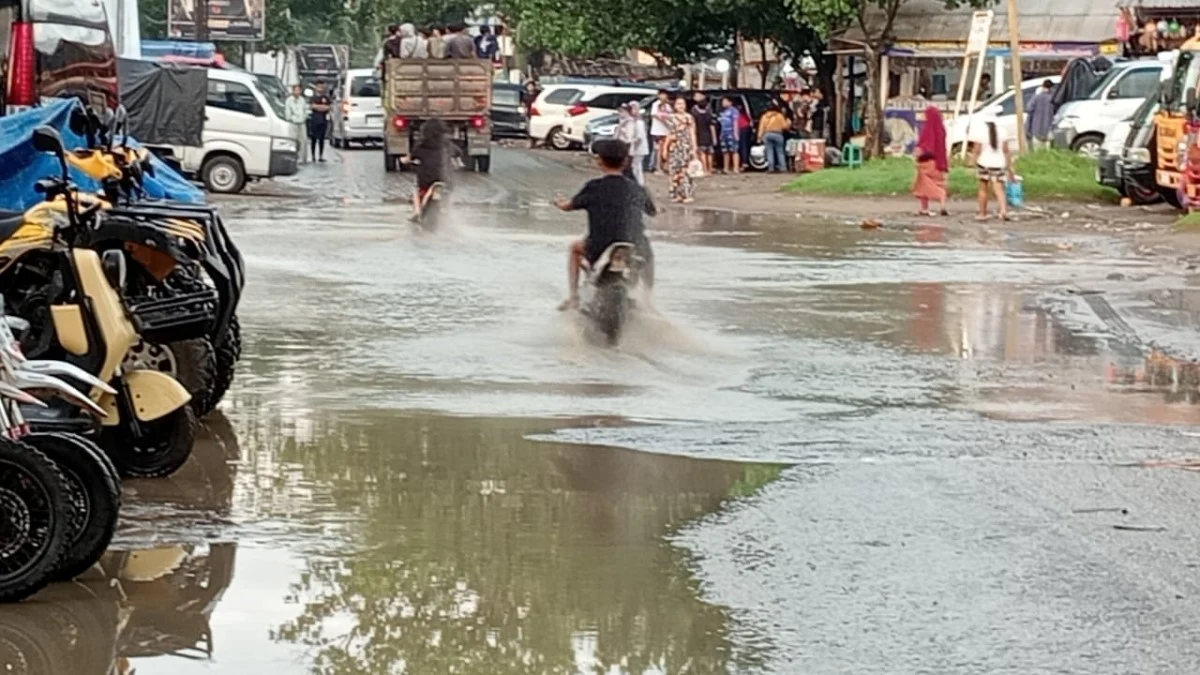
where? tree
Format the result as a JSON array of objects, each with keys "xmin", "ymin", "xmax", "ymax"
[{"xmin": 787, "ymin": 0, "xmax": 995, "ymax": 157}]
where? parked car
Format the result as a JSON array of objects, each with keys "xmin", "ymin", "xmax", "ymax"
[
  {"xmin": 1116, "ymin": 94, "xmax": 1163, "ymax": 205},
  {"xmin": 1052, "ymin": 59, "xmax": 1164, "ymax": 157},
  {"xmin": 529, "ymin": 83, "xmax": 656, "ymax": 150},
  {"xmin": 491, "ymin": 82, "xmax": 528, "ymax": 139},
  {"xmin": 331, "ymin": 68, "xmax": 384, "ymax": 148},
  {"xmin": 948, "ymin": 75, "xmax": 1062, "ymax": 153},
  {"xmin": 1096, "ymin": 118, "xmax": 1132, "ymax": 193},
  {"xmin": 583, "ymin": 94, "xmax": 654, "ymax": 152}
]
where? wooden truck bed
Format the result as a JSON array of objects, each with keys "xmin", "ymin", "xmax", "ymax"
[{"xmin": 383, "ymin": 59, "xmax": 491, "ymax": 118}]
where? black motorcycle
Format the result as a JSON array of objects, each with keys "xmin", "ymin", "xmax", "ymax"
[{"xmin": 580, "ymin": 242, "xmax": 643, "ymax": 346}]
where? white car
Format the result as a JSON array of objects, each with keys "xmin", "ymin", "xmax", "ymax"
[
  {"xmin": 1052, "ymin": 60, "xmax": 1164, "ymax": 157},
  {"xmin": 948, "ymin": 75, "xmax": 1062, "ymax": 153},
  {"xmin": 529, "ymin": 84, "xmax": 655, "ymax": 150},
  {"xmin": 332, "ymin": 67, "xmax": 384, "ymax": 148}
]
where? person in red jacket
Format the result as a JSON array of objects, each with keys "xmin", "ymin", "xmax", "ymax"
[{"xmin": 736, "ymin": 101, "xmax": 752, "ymax": 172}]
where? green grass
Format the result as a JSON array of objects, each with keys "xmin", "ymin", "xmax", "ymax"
[
  {"xmin": 785, "ymin": 149, "xmax": 1117, "ymax": 202},
  {"xmin": 1175, "ymin": 211, "xmax": 1200, "ymax": 230}
]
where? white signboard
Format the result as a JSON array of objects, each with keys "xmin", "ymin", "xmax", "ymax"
[{"xmin": 965, "ymin": 10, "xmax": 994, "ymax": 56}]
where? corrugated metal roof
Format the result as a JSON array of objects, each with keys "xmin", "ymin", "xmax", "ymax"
[
  {"xmin": 1122, "ymin": 0, "xmax": 1200, "ymax": 9},
  {"xmin": 836, "ymin": 0, "xmax": 1119, "ymax": 45}
]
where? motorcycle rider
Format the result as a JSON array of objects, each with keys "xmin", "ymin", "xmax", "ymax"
[
  {"xmin": 405, "ymin": 119, "xmax": 450, "ymax": 221},
  {"xmin": 554, "ymin": 139, "xmax": 655, "ymax": 310}
]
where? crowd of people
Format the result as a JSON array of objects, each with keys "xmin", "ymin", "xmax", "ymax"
[{"xmin": 373, "ymin": 22, "xmax": 508, "ymax": 65}]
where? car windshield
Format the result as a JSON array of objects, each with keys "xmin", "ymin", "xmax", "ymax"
[
  {"xmin": 350, "ymin": 76, "xmax": 379, "ymax": 97},
  {"xmin": 252, "ymin": 77, "xmax": 287, "ymax": 119},
  {"xmin": 1129, "ymin": 93, "xmax": 1158, "ymax": 127},
  {"xmin": 975, "ymin": 88, "xmax": 1013, "ymax": 111}
]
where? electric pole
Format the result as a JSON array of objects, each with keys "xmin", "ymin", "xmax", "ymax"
[{"xmin": 1007, "ymin": 0, "xmax": 1026, "ymax": 152}]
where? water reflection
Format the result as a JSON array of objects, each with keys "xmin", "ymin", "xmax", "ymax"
[
  {"xmin": 255, "ymin": 411, "xmax": 783, "ymax": 674},
  {"xmin": 0, "ymin": 543, "xmax": 237, "ymax": 675}
]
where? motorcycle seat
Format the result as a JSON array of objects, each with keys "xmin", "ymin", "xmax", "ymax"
[{"xmin": 0, "ymin": 210, "xmax": 27, "ymax": 243}]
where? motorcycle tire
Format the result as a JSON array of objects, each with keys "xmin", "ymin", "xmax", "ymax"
[
  {"xmin": 0, "ymin": 439, "xmax": 69, "ymax": 603},
  {"xmin": 100, "ymin": 404, "xmax": 197, "ymax": 479},
  {"xmin": 26, "ymin": 433, "xmax": 121, "ymax": 583},
  {"xmin": 125, "ymin": 338, "xmax": 217, "ymax": 418},
  {"xmin": 0, "ymin": 603, "xmax": 71, "ymax": 673},
  {"xmin": 208, "ymin": 314, "xmax": 242, "ymax": 414}
]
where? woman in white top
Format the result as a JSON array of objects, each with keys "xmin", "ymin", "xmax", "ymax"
[{"xmin": 970, "ymin": 120, "xmax": 1013, "ymax": 221}]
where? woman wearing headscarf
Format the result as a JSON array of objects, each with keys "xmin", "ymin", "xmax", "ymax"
[
  {"xmin": 398, "ymin": 23, "xmax": 428, "ymax": 58},
  {"xmin": 912, "ymin": 106, "xmax": 949, "ymax": 216}
]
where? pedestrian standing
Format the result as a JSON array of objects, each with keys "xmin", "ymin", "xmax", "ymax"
[
  {"xmin": 757, "ymin": 101, "xmax": 789, "ymax": 172},
  {"xmin": 791, "ymin": 89, "xmax": 813, "ymax": 138},
  {"xmin": 717, "ymin": 96, "xmax": 741, "ymax": 174},
  {"xmin": 428, "ymin": 26, "xmax": 446, "ymax": 58},
  {"xmin": 375, "ymin": 24, "xmax": 401, "ymax": 71},
  {"xmin": 285, "ymin": 84, "xmax": 309, "ymax": 163},
  {"xmin": 649, "ymin": 90, "xmax": 671, "ymax": 173},
  {"xmin": 665, "ymin": 97, "xmax": 699, "ymax": 203},
  {"xmin": 970, "ymin": 120, "xmax": 1013, "ymax": 221},
  {"xmin": 736, "ymin": 101, "xmax": 752, "ymax": 171},
  {"xmin": 691, "ymin": 92, "xmax": 716, "ymax": 175},
  {"xmin": 618, "ymin": 102, "xmax": 649, "ymax": 185},
  {"xmin": 1025, "ymin": 80, "xmax": 1056, "ymax": 149},
  {"xmin": 308, "ymin": 80, "xmax": 332, "ymax": 162},
  {"xmin": 810, "ymin": 88, "xmax": 828, "ymax": 141},
  {"xmin": 912, "ymin": 105, "xmax": 949, "ymax": 216}
]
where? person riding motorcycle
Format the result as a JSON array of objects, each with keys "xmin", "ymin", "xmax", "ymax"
[
  {"xmin": 555, "ymin": 139, "xmax": 655, "ymax": 310},
  {"xmin": 404, "ymin": 119, "xmax": 450, "ymax": 221}
]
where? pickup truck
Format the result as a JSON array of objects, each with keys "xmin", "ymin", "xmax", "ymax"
[{"xmin": 382, "ymin": 58, "xmax": 492, "ymax": 173}]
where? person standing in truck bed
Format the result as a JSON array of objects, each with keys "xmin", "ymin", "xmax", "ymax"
[{"xmin": 444, "ymin": 23, "xmax": 477, "ymax": 58}]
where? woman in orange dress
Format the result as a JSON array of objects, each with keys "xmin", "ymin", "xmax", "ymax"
[{"xmin": 912, "ymin": 106, "xmax": 949, "ymax": 216}]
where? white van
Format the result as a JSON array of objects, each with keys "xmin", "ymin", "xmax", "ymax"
[
  {"xmin": 155, "ymin": 68, "xmax": 300, "ymax": 194},
  {"xmin": 1052, "ymin": 60, "xmax": 1164, "ymax": 156},
  {"xmin": 332, "ymin": 68, "xmax": 384, "ymax": 148}
]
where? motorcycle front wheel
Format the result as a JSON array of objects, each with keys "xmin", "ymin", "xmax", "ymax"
[
  {"xmin": 26, "ymin": 433, "xmax": 121, "ymax": 582},
  {"xmin": 100, "ymin": 405, "xmax": 197, "ymax": 479},
  {"xmin": 0, "ymin": 439, "xmax": 69, "ymax": 603}
]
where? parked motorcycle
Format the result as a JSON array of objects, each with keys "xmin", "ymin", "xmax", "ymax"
[
  {"xmin": 0, "ymin": 126, "xmax": 197, "ymax": 478},
  {"xmin": 0, "ymin": 436, "xmax": 68, "ymax": 603},
  {"xmin": 52, "ymin": 105, "xmax": 244, "ymax": 416},
  {"xmin": 0, "ymin": 306, "xmax": 122, "ymax": 583},
  {"xmin": 580, "ymin": 242, "xmax": 643, "ymax": 346}
]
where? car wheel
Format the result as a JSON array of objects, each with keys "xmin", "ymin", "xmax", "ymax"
[
  {"xmin": 201, "ymin": 155, "xmax": 246, "ymax": 194},
  {"xmin": 1071, "ymin": 134, "xmax": 1104, "ymax": 159},
  {"xmin": 549, "ymin": 127, "xmax": 571, "ymax": 151}
]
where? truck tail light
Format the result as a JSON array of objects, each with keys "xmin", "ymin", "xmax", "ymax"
[
  {"xmin": 567, "ymin": 103, "xmax": 588, "ymax": 116},
  {"xmin": 470, "ymin": 115, "xmax": 486, "ymax": 129},
  {"xmin": 392, "ymin": 115, "xmax": 409, "ymax": 131},
  {"xmin": 7, "ymin": 21, "xmax": 36, "ymax": 107}
]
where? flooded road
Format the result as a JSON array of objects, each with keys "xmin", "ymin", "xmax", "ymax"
[{"xmin": 9, "ymin": 147, "xmax": 1200, "ymax": 673}]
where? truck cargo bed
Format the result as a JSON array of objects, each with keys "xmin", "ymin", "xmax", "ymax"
[{"xmin": 384, "ymin": 59, "xmax": 492, "ymax": 118}]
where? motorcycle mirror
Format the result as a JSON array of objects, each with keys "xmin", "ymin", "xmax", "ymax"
[
  {"xmin": 68, "ymin": 106, "xmax": 90, "ymax": 136},
  {"xmin": 31, "ymin": 125, "xmax": 64, "ymax": 155}
]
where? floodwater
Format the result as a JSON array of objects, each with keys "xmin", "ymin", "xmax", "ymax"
[{"xmin": 9, "ymin": 148, "xmax": 1200, "ymax": 673}]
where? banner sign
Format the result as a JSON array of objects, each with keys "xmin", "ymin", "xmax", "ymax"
[{"xmin": 169, "ymin": 0, "xmax": 265, "ymax": 41}]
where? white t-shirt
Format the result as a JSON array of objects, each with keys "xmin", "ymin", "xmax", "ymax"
[
  {"xmin": 969, "ymin": 121, "xmax": 1008, "ymax": 169},
  {"xmin": 649, "ymin": 100, "xmax": 669, "ymax": 137}
]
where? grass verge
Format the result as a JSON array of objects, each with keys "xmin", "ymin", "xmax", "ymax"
[
  {"xmin": 1175, "ymin": 211, "xmax": 1200, "ymax": 230},
  {"xmin": 785, "ymin": 149, "xmax": 1117, "ymax": 202}
]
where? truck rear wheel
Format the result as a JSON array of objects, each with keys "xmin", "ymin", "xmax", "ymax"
[{"xmin": 473, "ymin": 155, "xmax": 491, "ymax": 173}]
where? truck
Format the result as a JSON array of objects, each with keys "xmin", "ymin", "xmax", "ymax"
[
  {"xmin": 381, "ymin": 58, "xmax": 493, "ymax": 173},
  {"xmin": 1155, "ymin": 46, "xmax": 1200, "ymax": 209}
]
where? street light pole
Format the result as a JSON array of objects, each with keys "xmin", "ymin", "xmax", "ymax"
[{"xmin": 1007, "ymin": 0, "xmax": 1026, "ymax": 152}]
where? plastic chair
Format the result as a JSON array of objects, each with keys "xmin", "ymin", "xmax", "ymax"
[{"xmin": 842, "ymin": 143, "xmax": 863, "ymax": 169}]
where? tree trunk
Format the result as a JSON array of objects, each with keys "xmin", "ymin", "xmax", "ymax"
[
  {"xmin": 862, "ymin": 45, "xmax": 884, "ymax": 160},
  {"xmin": 756, "ymin": 38, "xmax": 771, "ymax": 88}
]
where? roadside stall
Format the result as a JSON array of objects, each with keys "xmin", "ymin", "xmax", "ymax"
[{"xmin": 1117, "ymin": 1, "xmax": 1200, "ymax": 58}]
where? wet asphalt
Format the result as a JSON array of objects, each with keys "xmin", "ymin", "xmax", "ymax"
[{"xmin": 6, "ymin": 146, "xmax": 1200, "ymax": 674}]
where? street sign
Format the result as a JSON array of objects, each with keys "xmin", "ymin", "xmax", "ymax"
[{"xmin": 965, "ymin": 10, "xmax": 994, "ymax": 55}]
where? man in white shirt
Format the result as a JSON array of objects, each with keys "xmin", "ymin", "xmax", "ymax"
[
  {"xmin": 648, "ymin": 89, "xmax": 671, "ymax": 173},
  {"xmin": 284, "ymin": 84, "xmax": 309, "ymax": 163}
]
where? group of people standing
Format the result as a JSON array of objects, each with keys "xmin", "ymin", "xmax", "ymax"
[
  {"xmin": 375, "ymin": 23, "xmax": 505, "ymax": 63},
  {"xmin": 284, "ymin": 80, "xmax": 333, "ymax": 163},
  {"xmin": 910, "ymin": 104, "xmax": 1016, "ymax": 222}
]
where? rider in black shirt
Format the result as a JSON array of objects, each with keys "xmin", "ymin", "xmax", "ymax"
[
  {"xmin": 555, "ymin": 139, "xmax": 654, "ymax": 310},
  {"xmin": 406, "ymin": 119, "xmax": 449, "ymax": 220}
]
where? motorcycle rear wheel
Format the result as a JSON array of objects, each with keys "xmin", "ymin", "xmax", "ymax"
[
  {"xmin": 100, "ymin": 405, "xmax": 197, "ymax": 479},
  {"xmin": 26, "ymin": 433, "xmax": 121, "ymax": 582},
  {"xmin": 0, "ymin": 440, "xmax": 69, "ymax": 603}
]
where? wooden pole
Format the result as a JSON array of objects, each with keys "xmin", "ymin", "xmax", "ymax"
[
  {"xmin": 834, "ymin": 53, "xmax": 846, "ymax": 148},
  {"xmin": 1007, "ymin": 0, "xmax": 1027, "ymax": 152}
]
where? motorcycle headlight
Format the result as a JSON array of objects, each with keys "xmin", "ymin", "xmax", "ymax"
[{"xmin": 272, "ymin": 137, "xmax": 298, "ymax": 153}]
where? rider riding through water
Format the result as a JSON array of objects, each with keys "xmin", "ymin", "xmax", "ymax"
[
  {"xmin": 555, "ymin": 139, "xmax": 655, "ymax": 310},
  {"xmin": 408, "ymin": 119, "xmax": 449, "ymax": 221}
]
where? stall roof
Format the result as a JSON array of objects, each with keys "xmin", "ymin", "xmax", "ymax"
[{"xmin": 835, "ymin": 0, "xmax": 1118, "ymax": 46}]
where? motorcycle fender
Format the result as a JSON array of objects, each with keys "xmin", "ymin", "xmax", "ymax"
[
  {"xmin": 120, "ymin": 370, "xmax": 191, "ymax": 422},
  {"xmin": 50, "ymin": 304, "xmax": 89, "ymax": 356}
]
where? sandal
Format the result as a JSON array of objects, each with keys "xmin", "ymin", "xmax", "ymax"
[
  {"xmin": 939, "ymin": 209, "xmax": 950, "ymax": 217},
  {"xmin": 915, "ymin": 210, "xmax": 933, "ymax": 217}
]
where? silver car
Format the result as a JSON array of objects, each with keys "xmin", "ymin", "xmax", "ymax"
[{"xmin": 332, "ymin": 68, "xmax": 385, "ymax": 148}]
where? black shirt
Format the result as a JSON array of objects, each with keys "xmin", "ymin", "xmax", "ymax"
[
  {"xmin": 691, "ymin": 106, "xmax": 714, "ymax": 146},
  {"xmin": 446, "ymin": 34, "xmax": 476, "ymax": 58},
  {"xmin": 309, "ymin": 95, "xmax": 331, "ymax": 125},
  {"xmin": 412, "ymin": 142, "xmax": 446, "ymax": 189},
  {"xmin": 569, "ymin": 174, "xmax": 653, "ymax": 264}
]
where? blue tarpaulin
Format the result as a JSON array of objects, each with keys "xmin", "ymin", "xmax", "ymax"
[{"xmin": 0, "ymin": 99, "xmax": 204, "ymax": 212}]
